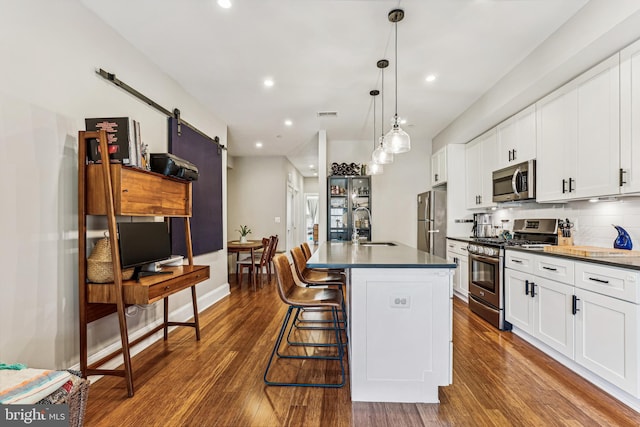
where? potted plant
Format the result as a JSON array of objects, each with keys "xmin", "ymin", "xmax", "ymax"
[{"xmin": 236, "ymin": 225, "xmax": 252, "ymax": 243}]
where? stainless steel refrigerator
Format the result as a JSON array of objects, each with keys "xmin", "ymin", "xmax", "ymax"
[{"xmin": 417, "ymin": 190, "xmax": 447, "ymax": 258}]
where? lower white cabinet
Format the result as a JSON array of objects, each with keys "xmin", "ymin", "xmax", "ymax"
[
  {"xmin": 505, "ymin": 249, "xmax": 640, "ymax": 399},
  {"xmin": 505, "ymin": 268, "xmax": 574, "ymax": 358},
  {"xmin": 446, "ymin": 240, "xmax": 469, "ymax": 299},
  {"xmin": 574, "ymin": 287, "xmax": 639, "ymax": 397}
]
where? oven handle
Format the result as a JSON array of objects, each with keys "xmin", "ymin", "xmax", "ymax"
[{"xmin": 470, "ymin": 254, "xmax": 500, "ymax": 265}]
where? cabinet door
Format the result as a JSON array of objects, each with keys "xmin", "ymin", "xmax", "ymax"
[
  {"xmin": 458, "ymin": 256, "xmax": 469, "ymax": 298},
  {"xmin": 536, "ymin": 86, "xmax": 577, "ymax": 202},
  {"xmin": 575, "ymin": 288, "xmax": 639, "ymax": 396},
  {"xmin": 328, "ymin": 177, "xmax": 349, "ymax": 241},
  {"xmin": 465, "ymin": 138, "xmax": 483, "ymax": 209},
  {"xmin": 497, "ymin": 105, "xmax": 536, "ymax": 168},
  {"xmin": 479, "ymin": 130, "xmax": 497, "ymax": 208},
  {"xmin": 504, "ymin": 269, "xmax": 534, "ymax": 334},
  {"xmin": 431, "ymin": 147, "xmax": 447, "ymax": 187},
  {"xmin": 620, "ymin": 39, "xmax": 640, "ymax": 194},
  {"xmin": 574, "ymin": 55, "xmax": 620, "ymax": 199},
  {"xmin": 533, "ymin": 277, "xmax": 575, "ymax": 359},
  {"xmin": 447, "ymin": 252, "xmax": 461, "ymax": 295},
  {"xmin": 351, "ymin": 177, "xmax": 371, "ymax": 241}
]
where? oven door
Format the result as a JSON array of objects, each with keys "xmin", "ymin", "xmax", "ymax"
[{"xmin": 468, "ymin": 252, "xmax": 501, "ymax": 308}]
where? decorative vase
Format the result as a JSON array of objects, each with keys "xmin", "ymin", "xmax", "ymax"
[
  {"xmin": 240, "ymin": 235, "xmax": 248, "ymax": 243},
  {"xmin": 613, "ymin": 225, "xmax": 632, "ymax": 250}
]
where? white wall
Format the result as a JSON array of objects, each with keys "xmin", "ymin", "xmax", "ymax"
[
  {"xmin": 227, "ymin": 156, "xmax": 304, "ymax": 252},
  {"xmin": 327, "ymin": 137, "xmax": 431, "ymax": 247},
  {"xmin": 0, "ymin": 1, "xmax": 229, "ymax": 369}
]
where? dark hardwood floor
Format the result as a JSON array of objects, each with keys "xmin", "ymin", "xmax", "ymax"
[{"xmin": 84, "ymin": 274, "xmax": 640, "ymax": 426}]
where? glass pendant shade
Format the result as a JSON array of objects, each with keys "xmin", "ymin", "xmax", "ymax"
[
  {"xmin": 384, "ymin": 116, "xmax": 411, "ymax": 154},
  {"xmin": 372, "ymin": 137, "xmax": 394, "ymax": 164},
  {"xmin": 368, "ymin": 162, "xmax": 383, "ymax": 175}
]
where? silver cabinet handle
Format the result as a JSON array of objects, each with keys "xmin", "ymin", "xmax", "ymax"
[{"xmin": 427, "ymin": 230, "xmax": 440, "ymax": 233}]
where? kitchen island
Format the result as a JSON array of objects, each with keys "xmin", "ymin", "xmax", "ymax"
[{"xmin": 307, "ymin": 241, "xmax": 456, "ymax": 403}]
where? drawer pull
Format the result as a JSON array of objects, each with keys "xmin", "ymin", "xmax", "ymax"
[
  {"xmin": 542, "ymin": 266, "xmax": 557, "ymax": 271},
  {"xmin": 512, "ymin": 259, "xmax": 523, "ymax": 264},
  {"xmin": 588, "ymin": 277, "xmax": 609, "ymax": 284},
  {"xmin": 122, "ymin": 189, "xmax": 129, "ymax": 193},
  {"xmin": 164, "ymin": 286, "xmax": 170, "ymax": 291}
]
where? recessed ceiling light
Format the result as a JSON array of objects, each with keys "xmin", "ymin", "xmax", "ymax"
[
  {"xmin": 285, "ymin": 119, "xmax": 293, "ymax": 126},
  {"xmin": 309, "ymin": 165, "xmax": 315, "ymax": 169},
  {"xmin": 255, "ymin": 142, "xmax": 263, "ymax": 148},
  {"xmin": 425, "ymin": 74, "xmax": 437, "ymax": 83},
  {"xmin": 313, "ymin": 172, "xmax": 318, "ymax": 176},
  {"xmin": 217, "ymin": 0, "xmax": 232, "ymax": 9},
  {"xmin": 263, "ymin": 78, "xmax": 274, "ymax": 87}
]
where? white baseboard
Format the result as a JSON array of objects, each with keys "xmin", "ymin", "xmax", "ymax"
[{"xmin": 69, "ymin": 283, "xmax": 231, "ymax": 381}]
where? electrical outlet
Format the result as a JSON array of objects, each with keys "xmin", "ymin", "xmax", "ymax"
[
  {"xmin": 275, "ymin": 217, "xmax": 281, "ymax": 223},
  {"xmin": 390, "ymin": 295, "xmax": 411, "ymax": 309}
]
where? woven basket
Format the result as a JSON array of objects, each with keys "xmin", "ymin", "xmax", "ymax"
[{"xmin": 87, "ymin": 236, "xmax": 134, "ymax": 283}]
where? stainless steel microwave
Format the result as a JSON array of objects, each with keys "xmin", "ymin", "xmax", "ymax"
[{"xmin": 492, "ymin": 160, "xmax": 536, "ymax": 202}]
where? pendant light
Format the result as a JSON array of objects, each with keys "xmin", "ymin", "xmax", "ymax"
[
  {"xmin": 384, "ymin": 8, "xmax": 411, "ymax": 154},
  {"xmin": 372, "ymin": 59, "xmax": 393, "ymax": 165},
  {"xmin": 368, "ymin": 89, "xmax": 383, "ymax": 175}
]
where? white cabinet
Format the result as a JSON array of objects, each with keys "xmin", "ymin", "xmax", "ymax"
[
  {"xmin": 505, "ymin": 250, "xmax": 640, "ymax": 398},
  {"xmin": 574, "ymin": 288, "xmax": 639, "ymax": 396},
  {"xmin": 505, "ymin": 259, "xmax": 574, "ymax": 358},
  {"xmin": 431, "ymin": 147, "xmax": 447, "ymax": 187},
  {"xmin": 620, "ymin": 39, "xmax": 640, "ymax": 194},
  {"xmin": 446, "ymin": 239, "xmax": 468, "ymax": 299},
  {"xmin": 536, "ymin": 54, "xmax": 620, "ymax": 202},
  {"xmin": 496, "ymin": 105, "xmax": 536, "ymax": 169},
  {"xmin": 465, "ymin": 129, "xmax": 497, "ymax": 209}
]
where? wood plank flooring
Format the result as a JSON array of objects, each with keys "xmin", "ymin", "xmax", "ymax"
[{"xmin": 84, "ymin": 275, "xmax": 640, "ymax": 426}]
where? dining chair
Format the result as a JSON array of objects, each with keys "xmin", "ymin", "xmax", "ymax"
[
  {"xmin": 237, "ymin": 237, "xmax": 271, "ymax": 289},
  {"xmin": 266, "ymin": 235, "xmax": 279, "ymax": 281},
  {"xmin": 263, "ymin": 254, "xmax": 345, "ymax": 387}
]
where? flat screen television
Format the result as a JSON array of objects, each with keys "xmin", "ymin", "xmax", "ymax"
[{"xmin": 118, "ymin": 222, "xmax": 172, "ymax": 281}]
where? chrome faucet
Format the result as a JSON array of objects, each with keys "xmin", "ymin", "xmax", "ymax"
[{"xmin": 352, "ymin": 206, "xmax": 372, "ymax": 244}]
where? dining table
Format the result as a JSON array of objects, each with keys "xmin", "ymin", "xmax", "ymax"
[{"xmin": 227, "ymin": 239, "xmax": 264, "ymax": 289}]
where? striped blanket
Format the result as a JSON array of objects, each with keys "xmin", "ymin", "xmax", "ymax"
[{"xmin": 0, "ymin": 368, "xmax": 71, "ymax": 404}]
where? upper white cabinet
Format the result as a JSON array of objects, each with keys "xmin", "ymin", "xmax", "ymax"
[
  {"xmin": 496, "ymin": 105, "xmax": 536, "ymax": 169},
  {"xmin": 536, "ymin": 54, "xmax": 620, "ymax": 202},
  {"xmin": 465, "ymin": 129, "xmax": 497, "ymax": 209},
  {"xmin": 431, "ymin": 146, "xmax": 447, "ymax": 187},
  {"xmin": 620, "ymin": 39, "xmax": 640, "ymax": 194}
]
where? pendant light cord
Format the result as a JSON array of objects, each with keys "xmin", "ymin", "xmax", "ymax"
[
  {"xmin": 381, "ymin": 67, "xmax": 385, "ymax": 138},
  {"xmin": 394, "ymin": 21, "xmax": 398, "ymax": 121},
  {"xmin": 373, "ymin": 92, "xmax": 377, "ymax": 150}
]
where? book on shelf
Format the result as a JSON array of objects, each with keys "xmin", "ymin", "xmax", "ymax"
[{"xmin": 85, "ymin": 117, "xmax": 142, "ymax": 166}]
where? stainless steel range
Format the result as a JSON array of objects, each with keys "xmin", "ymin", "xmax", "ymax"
[{"xmin": 467, "ymin": 218, "xmax": 559, "ymax": 330}]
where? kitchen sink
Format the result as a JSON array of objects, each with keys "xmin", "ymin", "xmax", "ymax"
[{"xmin": 359, "ymin": 242, "xmax": 397, "ymax": 247}]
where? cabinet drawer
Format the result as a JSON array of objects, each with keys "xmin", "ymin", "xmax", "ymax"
[
  {"xmin": 446, "ymin": 240, "xmax": 469, "ymax": 256},
  {"xmin": 86, "ymin": 164, "xmax": 191, "ymax": 216},
  {"xmin": 534, "ymin": 255, "xmax": 574, "ymax": 285},
  {"xmin": 505, "ymin": 250, "xmax": 534, "ymax": 273},
  {"xmin": 148, "ymin": 267, "xmax": 210, "ymax": 303},
  {"xmin": 575, "ymin": 262, "xmax": 640, "ymax": 303}
]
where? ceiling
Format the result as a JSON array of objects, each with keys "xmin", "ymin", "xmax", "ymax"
[{"xmin": 82, "ymin": 0, "xmax": 588, "ymax": 177}]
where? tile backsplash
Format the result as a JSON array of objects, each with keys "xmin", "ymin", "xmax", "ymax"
[{"xmin": 491, "ymin": 197, "xmax": 640, "ymax": 249}]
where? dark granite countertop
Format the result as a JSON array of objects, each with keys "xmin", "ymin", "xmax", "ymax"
[
  {"xmin": 306, "ymin": 241, "xmax": 455, "ymax": 269},
  {"xmin": 506, "ymin": 246, "xmax": 640, "ymax": 271},
  {"xmin": 447, "ymin": 236, "xmax": 474, "ymax": 244}
]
